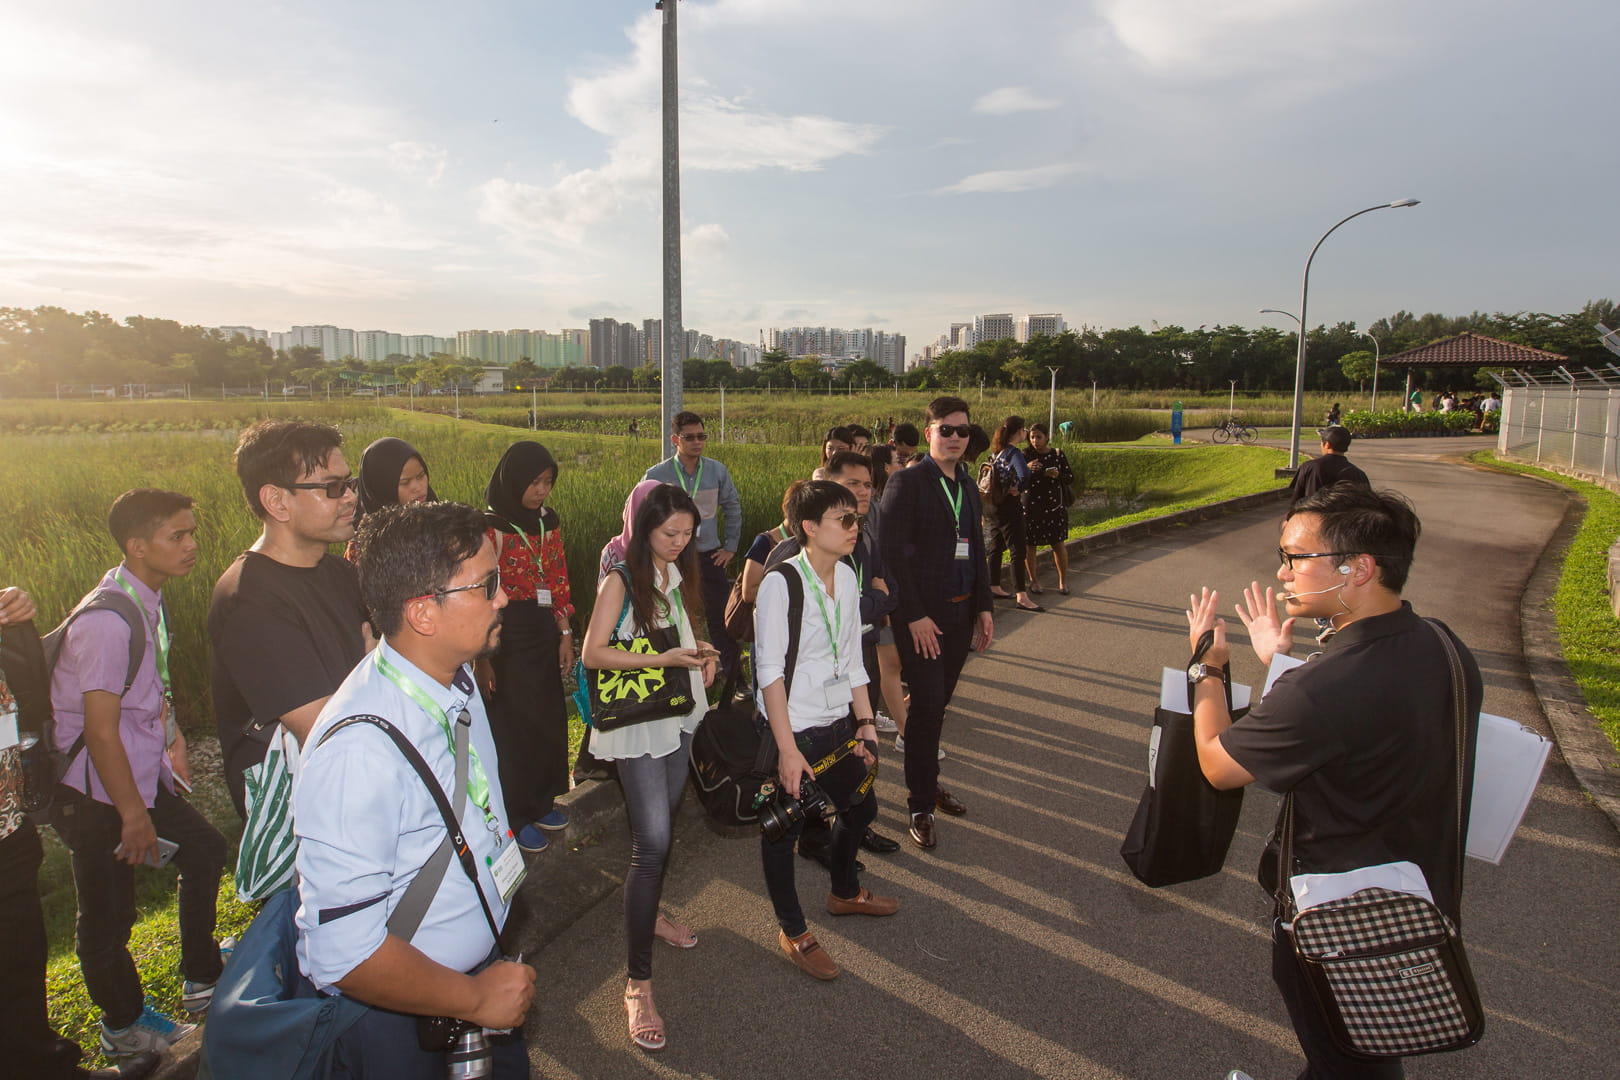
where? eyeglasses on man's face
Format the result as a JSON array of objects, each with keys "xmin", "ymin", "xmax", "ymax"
[
  {"xmin": 1276, "ymin": 548, "xmax": 1351, "ymax": 571},
  {"xmin": 677, "ymin": 431, "xmax": 707, "ymax": 442},
  {"xmin": 933, "ymin": 424, "xmax": 971, "ymax": 439},
  {"xmin": 286, "ymin": 476, "xmax": 359, "ymax": 499},
  {"xmin": 411, "ymin": 569, "xmax": 502, "ymax": 604}
]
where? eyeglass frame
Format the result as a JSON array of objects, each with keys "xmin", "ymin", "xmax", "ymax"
[
  {"xmin": 676, "ymin": 431, "xmax": 708, "ymax": 442},
  {"xmin": 284, "ymin": 476, "xmax": 359, "ymax": 499},
  {"xmin": 820, "ymin": 511, "xmax": 864, "ymax": 530},
  {"xmin": 1276, "ymin": 548, "xmax": 1353, "ymax": 571},
  {"xmin": 932, "ymin": 423, "xmax": 972, "ymax": 438},
  {"xmin": 409, "ymin": 569, "xmax": 502, "ymax": 604}
]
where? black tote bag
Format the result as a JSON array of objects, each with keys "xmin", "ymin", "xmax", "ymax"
[{"xmin": 1120, "ymin": 635, "xmax": 1245, "ymax": 886}]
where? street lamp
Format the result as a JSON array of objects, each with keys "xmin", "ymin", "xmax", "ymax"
[
  {"xmin": 1287, "ymin": 199, "xmax": 1420, "ymax": 468},
  {"xmin": 1360, "ymin": 329, "xmax": 1382, "ymax": 411},
  {"xmin": 1259, "ymin": 308, "xmax": 1301, "ymax": 327}
]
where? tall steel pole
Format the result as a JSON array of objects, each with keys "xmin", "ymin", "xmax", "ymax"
[
  {"xmin": 659, "ymin": 1, "xmax": 683, "ymax": 452},
  {"xmin": 1360, "ymin": 329, "xmax": 1382, "ymax": 411},
  {"xmin": 1287, "ymin": 199, "xmax": 1418, "ymax": 468}
]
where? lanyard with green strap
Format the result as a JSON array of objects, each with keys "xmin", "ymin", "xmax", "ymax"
[
  {"xmin": 675, "ymin": 458, "xmax": 703, "ymax": 498},
  {"xmin": 504, "ymin": 516, "xmax": 544, "ymax": 561},
  {"xmin": 795, "ymin": 554, "xmax": 844, "ymax": 676},
  {"xmin": 938, "ymin": 475, "xmax": 964, "ymax": 535},
  {"xmin": 113, "ymin": 568, "xmax": 170, "ymax": 700},
  {"xmin": 375, "ymin": 650, "xmax": 498, "ymax": 830}
]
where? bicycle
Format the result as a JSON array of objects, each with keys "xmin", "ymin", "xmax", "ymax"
[{"xmin": 1211, "ymin": 418, "xmax": 1258, "ymax": 444}]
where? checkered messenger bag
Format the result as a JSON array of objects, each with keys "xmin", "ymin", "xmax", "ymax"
[{"xmin": 1277, "ymin": 621, "xmax": 1485, "ymax": 1059}]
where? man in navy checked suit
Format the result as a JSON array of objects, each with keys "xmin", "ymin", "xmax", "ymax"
[{"xmin": 877, "ymin": 396, "xmax": 995, "ymax": 850}]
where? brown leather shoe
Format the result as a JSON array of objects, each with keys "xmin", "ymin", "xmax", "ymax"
[
  {"xmin": 778, "ymin": 929, "xmax": 839, "ymax": 980},
  {"xmin": 826, "ymin": 888, "xmax": 899, "ymax": 917},
  {"xmin": 909, "ymin": 812, "xmax": 936, "ymax": 849},
  {"xmin": 935, "ymin": 788, "xmax": 967, "ymax": 816}
]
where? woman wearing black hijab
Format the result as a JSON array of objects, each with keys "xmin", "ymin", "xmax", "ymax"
[
  {"xmin": 482, "ymin": 441, "xmax": 577, "ymax": 852},
  {"xmin": 344, "ymin": 437, "xmax": 436, "ymax": 561}
]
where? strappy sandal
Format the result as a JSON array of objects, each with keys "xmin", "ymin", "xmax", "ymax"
[
  {"xmin": 624, "ymin": 986, "xmax": 665, "ymax": 1052},
  {"xmin": 654, "ymin": 911, "xmax": 698, "ymax": 949}
]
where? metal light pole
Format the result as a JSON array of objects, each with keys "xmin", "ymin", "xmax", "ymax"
[
  {"xmin": 658, "ymin": 0, "xmax": 683, "ymax": 451},
  {"xmin": 1287, "ymin": 199, "xmax": 1419, "ymax": 468},
  {"xmin": 1360, "ymin": 329, "xmax": 1382, "ymax": 411},
  {"xmin": 1047, "ymin": 366, "xmax": 1060, "ymax": 436}
]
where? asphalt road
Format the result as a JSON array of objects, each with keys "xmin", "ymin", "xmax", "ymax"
[{"xmin": 518, "ymin": 435, "xmax": 1619, "ymax": 1080}]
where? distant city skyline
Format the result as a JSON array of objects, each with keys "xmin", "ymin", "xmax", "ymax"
[{"xmin": 5, "ymin": 2, "xmax": 1613, "ymax": 365}]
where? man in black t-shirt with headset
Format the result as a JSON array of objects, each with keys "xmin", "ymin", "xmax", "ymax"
[
  {"xmin": 208, "ymin": 422, "xmax": 373, "ymax": 878},
  {"xmin": 1183, "ymin": 485, "xmax": 1482, "ymax": 1079}
]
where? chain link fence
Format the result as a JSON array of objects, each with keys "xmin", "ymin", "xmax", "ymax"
[{"xmin": 1499, "ymin": 381, "xmax": 1620, "ymax": 489}]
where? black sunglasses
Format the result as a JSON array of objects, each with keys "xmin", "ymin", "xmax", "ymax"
[
  {"xmin": 286, "ymin": 476, "xmax": 359, "ymax": 499},
  {"xmin": 822, "ymin": 511, "xmax": 864, "ymax": 529},
  {"xmin": 934, "ymin": 424, "xmax": 972, "ymax": 438},
  {"xmin": 411, "ymin": 569, "xmax": 502, "ymax": 604}
]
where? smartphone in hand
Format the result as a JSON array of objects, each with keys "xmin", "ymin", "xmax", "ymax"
[{"xmin": 113, "ymin": 837, "xmax": 180, "ymax": 868}]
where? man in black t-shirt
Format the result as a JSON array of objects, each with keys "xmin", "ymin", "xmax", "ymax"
[
  {"xmin": 1288, "ymin": 426, "xmax": 1369, "ymax": 507},
  {"xmin": 209, "ymin": 421, "xmax": 371, "ymax": 824},
  {"xmin": 1183, "ymin": 486, "xmax": 1482, "ymax": 1079}
]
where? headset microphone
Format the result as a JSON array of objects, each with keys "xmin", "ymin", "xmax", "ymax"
[
  {"xmin": 1337, "ymin": 564, "xmax": 1352, "ymax": 575},
  {"xmin": 1285, "ymin": 582, "xmax": 1346, "ymax": 599}
]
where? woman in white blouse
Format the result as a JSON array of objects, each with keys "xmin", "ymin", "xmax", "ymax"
[
  {"xmin": 753, "ymin": 480, "xmax": 897, "ymax": 983},
  {"xmin": 581, "ymin": 483, "xmax": 717, "ymax": 1053}
]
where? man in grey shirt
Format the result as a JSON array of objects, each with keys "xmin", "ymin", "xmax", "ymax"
[{"xmin": 642, "ymin": 410, "xmax": 743, "ymax": 673}]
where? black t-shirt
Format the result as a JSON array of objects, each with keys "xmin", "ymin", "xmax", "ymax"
[
  {"xmin": 208, "ymin": 551, "xmax": 367, "ymax": 813},
  {"xmin": 1289, "ymin": 453, "xmax": 1370, "ymax": 505},
  {"xmin": 1219, "ymin": 603, "xmax": 1482, "ymax": 920}
]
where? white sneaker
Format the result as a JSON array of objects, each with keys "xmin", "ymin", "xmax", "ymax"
[
  {"xmin": 182, "ymin": 935, "xmax": 238, "ymax": 1016},
  {"xmin": 100, "ymin": 1003, "xmax": 197, "ymax": 1057},
  {"xmin": 873, "ymin": 711, "xmax": 898, "ymax": 733},
  {"xmin": 1226, "ymin": 1071, "xmax": 1257, "ymax": 1080},
  {"xmin": 892, "ymin": 733, "xmax": 945, "ymax": 760}
]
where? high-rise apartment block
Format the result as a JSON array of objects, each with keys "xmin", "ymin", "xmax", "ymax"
[
  {"xmin": 974, "ymin": 313, "xmax": 1016, "ymax": 345},
  {"xmin": 1021, "ymin": 313, "xmax": 1066, "ymax": 340},
  {"xmin": 769, "ymin": 326, "xmax": 907, "ymax": 375}
]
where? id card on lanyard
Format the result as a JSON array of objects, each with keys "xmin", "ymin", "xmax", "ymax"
[{"xmin": 503, "ymin": 519, "xmax": 553, "ymax": 607}]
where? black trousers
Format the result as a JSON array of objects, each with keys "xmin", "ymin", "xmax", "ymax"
[
  {"xmin": 48, "ymin": 783, "xmax": 227, "ymax": 1029},
  {"xmin": 697, "ymin": 551, "xmax": 739, "ymax": 676},
  {"xmin": 761, "ymin": 719, "xmax": 878, "ymax": 937},
  {"xmin": 488, "ymin": 600, "xmax": 569, "ymax": 825},
  {"xmin": 1271, "ymin": 924, "xmax": 1404, "ymax": 1079},
  {"xmin": 893, "ymin": 600, "xmax": 974, "ymax": 815},
  {"xmin": 984, "ymin": 503, "xmax": 1028, "ymax": 592},
  {"xmin": 0, "ymin": 819, "xmax": 82, "ymax": 1077}
]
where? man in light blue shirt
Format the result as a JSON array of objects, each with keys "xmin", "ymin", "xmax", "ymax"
[
  {"xmin": 294, "ymin": 501, "xmax": 535, "ymax": 1077},
  {"xmin": 642, "ymin": 409, "xmax": 743, "ymax": 673}
]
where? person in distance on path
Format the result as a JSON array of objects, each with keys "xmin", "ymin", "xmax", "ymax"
[
  {"xmin": 1288, "ymin": 426, "xmax": 1369, "ymax": 508},
  {"xmin": 878, "ymin": 396, "xmax": 994, "ymax": 851},
  {"xmin": 1184, "ymin": 485, "xmax": 1482, "ymax": 1080}
]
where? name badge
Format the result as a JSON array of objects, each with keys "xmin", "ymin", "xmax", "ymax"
[
  {"xmin": 491, "ymin": 838, "xmax": 527, "ymax": 905},
  {"xmin": 954, "ymin": 539, "xmax": 970, "ymax": 560},
  {"xmin": 535, "ymin": 588, "xmax": 553, "ymax": 607},
  {"xmin": 823, "ymin": 672, "xmax": 853, "ymax": 710}
]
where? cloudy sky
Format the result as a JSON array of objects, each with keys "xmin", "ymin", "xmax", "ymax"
[{"xmin": 2, "ymin": 0, "xmax": 1613, "ymax": 353}]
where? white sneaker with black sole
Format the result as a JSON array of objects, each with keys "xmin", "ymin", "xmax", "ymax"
[{"xmin": 101, "ymin": 1003, "xmax": 196, "ymax": 1057}]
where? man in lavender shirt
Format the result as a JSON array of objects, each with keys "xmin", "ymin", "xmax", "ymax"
[{"xmin": 47, "ymin": 489, "xmax": 228, "ymax": 1061}]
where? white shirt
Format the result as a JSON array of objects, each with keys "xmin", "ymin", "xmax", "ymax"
[
  {"xmin": 294, "ymin": 641, "xmax": 512, "ymax": 991},
  {"xmin": 753, "ymin": 559, "xmax": 868, "ymax": 732}
]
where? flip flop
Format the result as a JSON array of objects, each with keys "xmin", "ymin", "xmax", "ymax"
[
  {"xmin": 1016, "ymin": 601, "xmax": 1045, "ymax": 612},
  {"xmin": 655, "ymin": 912, "xmax": 698, "ymax": 949},
  {"xmin": 625, "ymin": 988, "xmax": 665, "ymax": 1051}
]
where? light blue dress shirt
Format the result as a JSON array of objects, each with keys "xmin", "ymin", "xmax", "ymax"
[{"xmin": 294, "ymin": 640, "xmax": 512, "ymax": 991}]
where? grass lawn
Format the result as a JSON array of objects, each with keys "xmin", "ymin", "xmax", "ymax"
[{"xmin": 1468, "ymin": 452, "xmax": 1620, "ymax": 754}]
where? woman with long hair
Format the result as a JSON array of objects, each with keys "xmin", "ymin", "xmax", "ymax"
[
  {"xmin": 344, "ymin": 437, "xmax": 436, "ymax": 561},
  {"xmin": 482, "ymin": 441, "xmax": 576, "ymax": 852},
  {"xmin": 821, "ymin": 426, "xmax": 854, "ymax": 467},
  {"xmin": 1021, "ymin": 422, "xmax": 1075, "ymax": 595},
  {"xmin": 581, "ymin": 483, "xmax": 718, "ymax": 1053},
  {"xmin": 984, "ymin": 416, "xmax": 1042, "ymax": 611}
]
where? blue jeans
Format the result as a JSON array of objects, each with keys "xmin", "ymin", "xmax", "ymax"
[{"xmin": 615, "ymin": 730, "xmax": 693, "ymax": 981}]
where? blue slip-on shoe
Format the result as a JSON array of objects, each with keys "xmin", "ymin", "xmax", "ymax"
[
  {"xmin": 517, "ymin": 824, "xmax": 550, "ymax": 852},
  {"xmin": 535, "ymin": 808, "xmax": 570, "ymax": 831}
]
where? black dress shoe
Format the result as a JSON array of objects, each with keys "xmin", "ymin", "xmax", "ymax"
[
  {"xmin": 908, "ymin": 812, "xmax": 937, "ymax": 849},
  {"xmin": 798, "ymin": 843, "xmax": 864, "ymax": 873},
  {"xmin": 860, "ymin": 827, "xmax": 901, "ymax": 854},
  {"xmin": 935, "ymin": 788, "xmax": 967, "ymax": 816}
]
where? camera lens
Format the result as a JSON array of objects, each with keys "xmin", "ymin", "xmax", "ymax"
[{"xmin": 447, "ymin": 1026, "xmax": 492, "ymax": 1079}]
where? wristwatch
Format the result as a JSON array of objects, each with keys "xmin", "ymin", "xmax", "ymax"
[{"xmin": 1187, "ymin": 662, "xmax": 1226, "ymax": 684}]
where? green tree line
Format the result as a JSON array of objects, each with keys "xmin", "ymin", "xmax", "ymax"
[{"xmin": 4, "ymin": 301, "xmax": 1616, "ymax": 397}]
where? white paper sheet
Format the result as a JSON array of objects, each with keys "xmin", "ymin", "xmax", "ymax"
[
  {"xmin": 1291, "ymin": 860, "xmax": 1435, "ymax": 912},
  {"xmin": 0, "ymin": 706, "xmax": 18, "ymax": 751},
  {"xmin": 1158, "ymin": 667, "xmax": 1252, "ymax": 712}
]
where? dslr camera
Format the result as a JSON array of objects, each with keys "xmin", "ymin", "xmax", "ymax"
[
  {"xmin": 417, "ymin": 1015, "xmax": 492, "ymax": 1079},
  {"xmin": 758, "ymin": 777, "xmax": 833, "ymax": 843}
]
